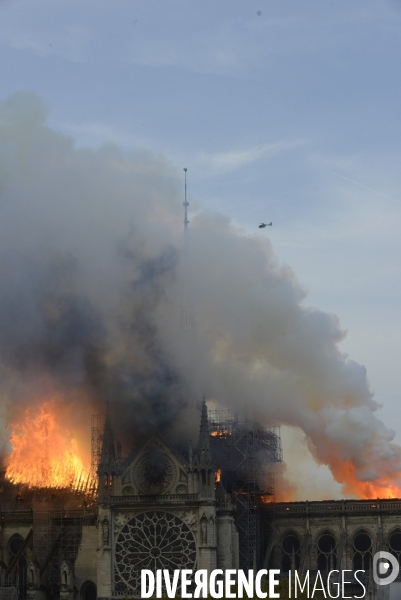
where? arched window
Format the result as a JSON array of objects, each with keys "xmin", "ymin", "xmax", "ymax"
[
  {"xmin": 81, "ymin": 580, "xmax": 97, "ymax": 600},
  {"xmin": 281, "ymin": 533, "xmax": 301, "ymax": 572},
  {"xmin": 317, "ymin": 532, "xmax": 337, "ymax": 571},
  {"xmin": 8, "ymin": 534, "xmax": 24, "ymax": 560},
  {"xmin": 7, "ymin": 534, "xmax": 26, "ymax": 595},
  {"xmin": 353, "ymin": 531, "xmax": 372, "ymax": 571},
  {"xmin": 389, "ymin": 530, "xmax": 401, "ymax": 569}
]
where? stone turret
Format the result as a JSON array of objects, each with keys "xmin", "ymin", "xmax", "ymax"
[
  {"xmin": 98, "ymin": 404, "xmax": 118, "ymax": 499},
  {"xmin": 215, "ymin": 481, "xmax": 238, "ymax": 569},
  {"xmin": 198, "ymin": 398, "xmax": 214, "ymax": 468},
  {"xmin": 192, "ymin": 398, "xmax": 215, "ymax": 493}
]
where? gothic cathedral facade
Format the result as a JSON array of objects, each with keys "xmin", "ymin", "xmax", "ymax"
[{"xmin": 95, "ymin": 401, "xmax": 239, "ymax": 598}]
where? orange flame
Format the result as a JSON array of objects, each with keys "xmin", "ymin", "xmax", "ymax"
[
  {"xmin": 210, "ymin": 430, "xmax": 231, "ymax": 438},
  {"xmin": 273, "ymin": 459, "xmax": 401, "ymax": 502},
  {"xmin": 330, "ymin": 459, "xmax": 401, "ymax": 500},
  {"xmin": 214, "ymin": 468, "xmax": 222, "ymax": 488},
  {"xmin": 5, "ymin": 399, "xmax": 91, "ymax": 489}
]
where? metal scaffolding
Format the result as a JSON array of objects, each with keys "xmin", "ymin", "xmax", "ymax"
[
  {"xmin": 32, "ymin": 499, "xmax": 84, "ymax": 598},
  {"xmin": 0, "ymin": 479, "xmax": 96, "ymax": 600},
  {"xmin": 91, "ymin": 414, "xmax": 100, "ymax": 481},
  {"xmin": 208, "ymin": 409, "xmax": 282, "ymax": 570}
]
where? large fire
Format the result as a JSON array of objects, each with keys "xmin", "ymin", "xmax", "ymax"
[
  {"xmin": 5, "ymin": 399, "xmax": 91, "ymax": 489},
  {"xmin": 330, "ymin": 458, "xmax": 401, "ymax": 500},
  {"xmin": 272, "ymin": 458, "xmax": 401, "ymax": 503},
  {"xmin": 4, "ymin": 399, "xmax": 401, "ymax": 502}
]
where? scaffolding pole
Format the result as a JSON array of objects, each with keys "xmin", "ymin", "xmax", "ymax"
[
  {"xmin": 33, "ymin": 500, "xmax": 84, "ymax": 599},
  {"xmin": 91, "ymin": 414, "xmax": 100, "ymax": 488},
  {"xmin": 208, "ymin": 409, "xmax": 282, "ymax": 570}
]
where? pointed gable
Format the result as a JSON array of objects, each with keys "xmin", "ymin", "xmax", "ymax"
[{"xmin": 120, "ymin": 436, "xmax": 189, "ymax": 496}]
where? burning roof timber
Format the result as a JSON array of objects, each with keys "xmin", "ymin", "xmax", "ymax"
[{"xmin": 0, "ymin": 471, "xmax": 97, "ymax": 514}]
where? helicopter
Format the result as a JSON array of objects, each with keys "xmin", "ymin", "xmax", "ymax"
[{"xmin": 259, "ymin": 222, "xmax": 272, "ymax": 228}]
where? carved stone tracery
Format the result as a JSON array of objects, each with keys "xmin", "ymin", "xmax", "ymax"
[
  {"xmin": 132, "ymin": 442, "xmax": 177, "ymax": 495},
  {"xmin": 114, "ymin": 511, "xmax": 196, "ymax": 594}
]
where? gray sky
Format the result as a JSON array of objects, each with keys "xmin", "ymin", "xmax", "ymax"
[{"xmin": 1, "ymin": 0, "xmax": 401, "ymax": 498}]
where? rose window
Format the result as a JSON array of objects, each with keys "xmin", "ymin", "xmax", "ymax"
[
  {"xmin": 114, "ymin": 511, "xmax": 196, "ymax": 593},
  {"xmin": 133, "ymin": 445, "xmax": 176, "ymax": 495}
]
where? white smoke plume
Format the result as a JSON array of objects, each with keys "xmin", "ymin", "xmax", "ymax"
[{"xmin": 0, "ymin": 91, "xmax": 400, "ymax": 498}]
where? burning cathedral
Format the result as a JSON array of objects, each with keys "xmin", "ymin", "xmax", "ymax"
[
  {"xmin": 0, "ymin": 398, "xmax": 283, "ymax": 599},
  {"xmin": 1, "ymin": 172, "xmax": 401, "ymax": 600},
  {"xmin": 1, "ymin": 398, "xmax": 401, "ymax": 600}
]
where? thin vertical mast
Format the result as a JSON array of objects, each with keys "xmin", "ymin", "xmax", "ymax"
[
  {"xmin": 182, "ymin": 168, "xmax": 189, "ymax": 330},
  {"xmin": 181, "ymin": 168, "xmax": 194, "ymax": 406},
  {"xmin": 183, "ymin": 167, "xmax": 189, "ymax": 231}
]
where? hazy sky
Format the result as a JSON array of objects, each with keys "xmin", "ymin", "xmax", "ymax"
[{"xmin": 1, "ymin": 0, "xmax": 401, "ymax": 498}]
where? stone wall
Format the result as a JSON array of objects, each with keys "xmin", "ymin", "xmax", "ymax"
[
  {"xmin": 264, "ymin": 499, "xmax": 401, "ymax": 600},
  {"xmin": 74, "ymin": 523, "xmax": 98, "ymax": 596}
]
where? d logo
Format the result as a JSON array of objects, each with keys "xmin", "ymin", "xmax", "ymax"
[{"xmin": 373, "ymin": 551, "xmax": 399, "ymax": 585}]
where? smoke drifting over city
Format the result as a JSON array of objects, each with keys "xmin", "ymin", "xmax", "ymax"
[{"xmin": 0, "ymin": 91, "xmax": 400, "ymax": 498}]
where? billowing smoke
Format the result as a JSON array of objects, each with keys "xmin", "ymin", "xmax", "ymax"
[{"xmin": 0, "ymin": 91, "xmax": 400, "ymax": 497}]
